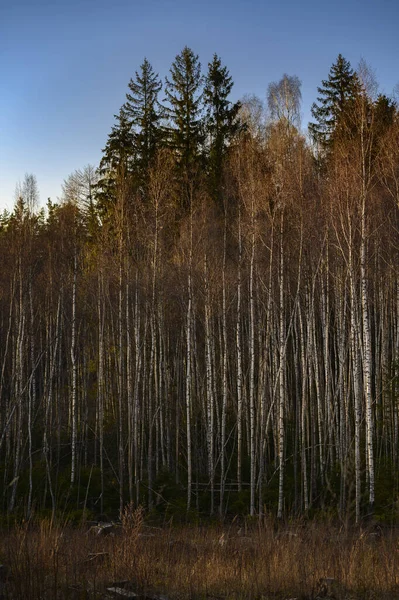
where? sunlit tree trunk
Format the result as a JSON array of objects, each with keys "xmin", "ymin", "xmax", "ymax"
[
  {"xmin": 249, "ymin": 210, "xmax": 256, "ymax": 516},
  {"xmin": 360, "ymin": 190, "xmax": 375, "ymax": 511},
  {"xmin": 204, "ymin": 254, "xmax": 215, "ymax": 514},
  {"xmin": 236, "ymin": 200, "xmax": 244, "ymax": 493},
  {"xmin": 277, "ymin": 209, "xmax": 285, "ymax": 520}
]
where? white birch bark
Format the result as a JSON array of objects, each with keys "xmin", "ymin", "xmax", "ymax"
[
  {"xmin": 186, "ymin": 204, "xmax": 193, "ymax": 512},
  {"xmin": 219, "ymin": 214, "xmax": 228, "ymax": 516},
  {"xmin": 118, "ymin": 224, "xmax": 124, "ymax": 514},
  {"xmin": 360, "ymin": 195, "xmax": 375, "ymax": 510},
  {"xmin": 236, "ymin": 199, "xmax": 243, "ymax": 493},
  {"xmin": 249, "ymin": 216, "xmax": 256, "ymax": 516},
  {"xmin": 204, "ymin": 254, "xmax": 215, "ymax": 514},
  {"xmin": 70, "ymin": 248, "xmax": 77, "ymax": 487},
  {"xmin": 277, "ymin": 210, "xmax": 285, "ymax": 519},
  {"xmin": 97, "ymin": 271, "xmax": 105, "ymax": 514}
]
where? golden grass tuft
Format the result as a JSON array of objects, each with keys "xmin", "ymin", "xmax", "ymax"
[{"xmin": 1, "ymin": 518, "xmax": 399, "ymax": 598}]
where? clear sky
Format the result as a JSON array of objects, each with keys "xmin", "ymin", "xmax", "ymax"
[{"xmin": 1, "ymin": 0, "xmax": 398, "ymax": 211}]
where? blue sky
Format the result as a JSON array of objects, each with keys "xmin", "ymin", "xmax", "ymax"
[{"xmin": 1, "ymin": 0, "xmax": 398, "ymax": 210}]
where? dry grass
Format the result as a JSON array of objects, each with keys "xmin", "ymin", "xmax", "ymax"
[{"xmin": 1, "ymin": 514, "xmax": 399, "ymax": 599}]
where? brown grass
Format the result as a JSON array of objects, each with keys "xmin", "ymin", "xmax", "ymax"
[{"xmin": 1, "ymin": 514, "xmax": 399, "ymax": 599}]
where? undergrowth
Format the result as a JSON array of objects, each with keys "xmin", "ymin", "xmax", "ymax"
[{"xmin": 1, "ymin": 510, "xmax": 399, "ymax": 598}]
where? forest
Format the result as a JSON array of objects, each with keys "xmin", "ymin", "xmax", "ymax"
[{"xmin": 1, "ymin": 48, "xmax": 399, "ymax": 526}]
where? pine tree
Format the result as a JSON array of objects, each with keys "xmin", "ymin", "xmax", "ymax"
[
  {"xmin": 164, "ymin": 47, "xmax": 204, "ymax": 191},
  {"xmin": 309, "ymin": 54, "xmax": 360, "ymax": 153},
  {"xmin": 123, "ymin": 58, "xmax": 163, "ymax": 192},
  {"xmin": 203, "ymin": 54, "xmax": 241, "ymax": 208}
]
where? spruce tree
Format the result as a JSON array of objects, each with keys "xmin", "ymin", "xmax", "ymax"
[
  {"xmin": 309, "ymin": 54, "xmax": 360, "ymax": 153},
  {"xmin": 373, "ymin": 94, "xmax": 396, "ymax": 137},
  {"xmin": 203, "ymin": 54, "xmax": 241, "ymax": 208},
  {"xmin": 123, "ymin": 58, "xmax": 163, "ymax": 192},
  {"xmin": 96, "ymin": 108, "xmax": 135, "ymax": 216},
  {"xmin": 164, "ymin": 46, "xmax": 204, "ymax": 191}
]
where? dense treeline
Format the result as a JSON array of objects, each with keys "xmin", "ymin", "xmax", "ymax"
[{"xmin": 1, "ymin": 50, "xmax": 399, "ymax": 524}]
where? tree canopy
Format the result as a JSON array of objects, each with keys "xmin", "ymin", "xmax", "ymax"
[{"xmin": 2, "ymin": 49, "xmax": 399, "ymax": 524}]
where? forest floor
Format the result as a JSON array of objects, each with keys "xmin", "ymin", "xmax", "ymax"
[{"xmin": 1, "ymin": 514, "xmax": 399, "ymax": 599}]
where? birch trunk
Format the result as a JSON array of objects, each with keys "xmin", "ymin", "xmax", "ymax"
[
  {"xmin": 70, "ymin": 248, "xmax": 77, "ymax": 487},
  {"xmin": 249, "ymin": 218, "xmax": 256, "ymax": 516},
  {"xmin": 219, "ymin": 214, "xmax": 228, "ymax": 517},
  {"xmin": 236, "ymin": 199, "xmax": 243, "ymax": 493},
  {"xmin": 186, "ymin": 203, "xmax": 193, "ymax": 512},
  {"xmin": 277, "ymin": 210, "xmax": 285, "ymax": 519}
]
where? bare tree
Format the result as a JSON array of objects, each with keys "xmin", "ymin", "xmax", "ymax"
[{"xmin": 267, "ymin": 74, "xmax": 302, "ymax": 128}]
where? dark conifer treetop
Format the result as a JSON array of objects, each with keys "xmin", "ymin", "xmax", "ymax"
[
  {"xmin": 163, "ymin": 46, "xmax": 204, "ymax": 177},
  {"xmin": 123, "ymin": 58, "xmax": 163, "ymax": 192},
  {"xmin": 204, "ymin": 54, "xmax": 241, "ymax": 208},
  {"xmin": 96, "ymin": 108, "xmax": 135, "ymax": 215},
  {"xmin": 309, "ymin": 53, "xmax": 361, "ymax": 152}
]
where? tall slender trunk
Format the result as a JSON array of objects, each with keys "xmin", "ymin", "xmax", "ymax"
[
  {"xmin": 9, "ymin": 257, "xmax": 25, "ymax": 512},
  {"xmin": 360, "ymin": 193, "xmax": 375, "ymax": 511},
  {"xmin": 204, "ymin": 254, "xmax": 215, "ymax": 514},
  {"xmin": 133, "ymin": 277, "xmax": 141, "ymax": 505},
  {"xmin": 27, "ymin": 276, "xmax": 35, "ymax": 518},
  {"xmin": 298, "ymin": 305, "xmax": 309, "ymax": 512},
  {"xmin": 70, "ymin": 248, "xmax": 77, "ymax": 487},
  {"xmin": 186, "ymin": 202, "xmax": 193, "ymax": 512},
  {"xmin": 126, "ymin": 279, "xmax": 134, "ymax": 503},
  {"xmin": 118, "ymin": 223, "xmax": 124, "ymax": 515},
  {"xmin": 277, "ymin": 210, "xmax": 285, "ymax": 519},
  {"xmin": 236, "ymin": 200, "xmax": 243, "ymax": 493},
  {"xmin": 249, "ymin": 212, "xmax": 256, "ymax": 516},
  {"xmin": 97, "ymin": 271, "xmax": 105, "ymax": 514},
  {"xmin": 219, "ymin": 213, "xmax": 228, "ymax": 517},
  {"xmin": 360, "ymin": 95, "xmax": 375, "ymax": 512}
]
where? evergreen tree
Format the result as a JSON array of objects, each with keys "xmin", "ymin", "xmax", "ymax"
[
  {"xmin": 123, "ymin": 58, "xmax": 163, "ymax": 192},
  {"xmin": 96, "ymin": 108, "xmax": 135, "ymax": 216},
  {"xmin": 373, "ymin": 94, "xmax": 397, "ymax": 137},
  {"xmin": 164, "ymin": 47, "xmax": 204, "ymax": 190},
  {"xmin": 203, "ymin": 54, "xmax": 241, "ymax": 208},
  {"xmin": 309, "ymin": 54, "xmax": 360, "ymax": 153}
]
